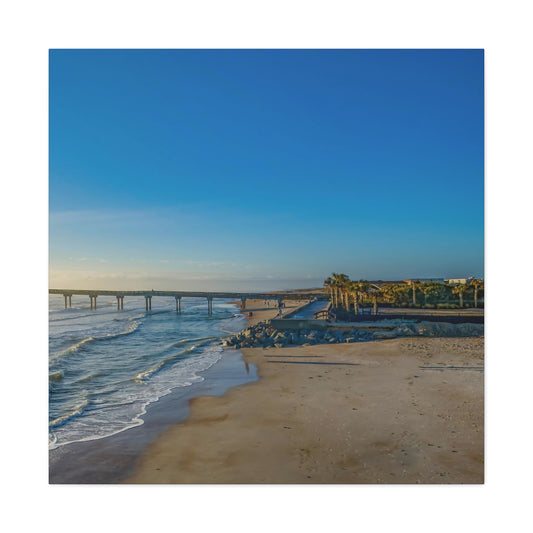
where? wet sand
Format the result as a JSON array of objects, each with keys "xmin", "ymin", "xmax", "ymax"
[
  {"xmin": 126, "ymin": 300, "xmax": 484, "ymax": 484},
  {"xmin": 49, "ymin": 350, "xmax": 258, "ymax": 483}
]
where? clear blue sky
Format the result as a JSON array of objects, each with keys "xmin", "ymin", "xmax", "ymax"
[{"xmin": 49, "ymin": 49, "xmax": 484, "ymax": 290}]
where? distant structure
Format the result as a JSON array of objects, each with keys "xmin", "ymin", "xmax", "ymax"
[
  {"xmin": 445, "ymin": 277, "xmax": 475, "ymax": 285},
  {"xmin": 403, "ymin": 278, "xmax": 445, "ymax": 285}
]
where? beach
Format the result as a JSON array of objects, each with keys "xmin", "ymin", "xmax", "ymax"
[
  {"xmin": 126, "ymin": 300, "xmax": 484, "ymax": 484},
  {"xmin": 48, "ymin": 295, "xmax": 256, "ymax": 483}
]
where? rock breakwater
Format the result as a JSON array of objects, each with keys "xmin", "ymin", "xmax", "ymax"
[
  {"xmin": 222, "ymin": 320, "xmax": 484, "ymax": 349},
  {"xmin": 222, "ymin": 322, "xmax": 373, "ymax": 349}
]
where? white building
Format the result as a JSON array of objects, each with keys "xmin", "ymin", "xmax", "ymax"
[
  {"xmin": 445, "ymin": 277, "xmax": 474, "ymax": 285},
  {"xmin": 403, "ymin": 278, "xmax": 445, "ymax": 285}
]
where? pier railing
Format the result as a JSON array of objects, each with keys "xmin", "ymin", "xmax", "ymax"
[
  {"xmin": 314, "ymin": 304, "xmax": 335, "ymax": 322},
  {"xmin": 49, "ymin": 288, "xmax": 327, "ymax": 314}
]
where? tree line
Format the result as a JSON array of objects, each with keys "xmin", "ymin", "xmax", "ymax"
[{"xmin": 323, "ymin": 273, "xmax": 484, "ymax": 312}]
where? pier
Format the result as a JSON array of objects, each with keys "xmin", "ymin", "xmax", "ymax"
[{"xmin": 49, "ymin": 289, "xmax": 325, "ymax": 314}]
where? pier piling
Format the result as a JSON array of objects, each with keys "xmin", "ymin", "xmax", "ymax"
[{"xmin": 50, "ymin": 289, "xmax": 325, "ymax": 317}]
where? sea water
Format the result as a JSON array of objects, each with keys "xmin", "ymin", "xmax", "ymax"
[{"xmin": 49, "ymin": 294, "xmax": 246, "ymax": 450}]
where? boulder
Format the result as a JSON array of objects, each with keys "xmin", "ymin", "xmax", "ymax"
[{"xmin": 289, "ymin": 332, "xmax": 300, "ymax": 344}]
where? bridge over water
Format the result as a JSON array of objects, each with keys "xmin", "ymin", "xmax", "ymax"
[{"xmin": 49, "ymin": 289, "xmax": 326, "ymax": 313}]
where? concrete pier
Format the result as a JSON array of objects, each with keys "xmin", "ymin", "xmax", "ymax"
[{"xmin": 49, "ymin": 289, "xmax": 326, "ymax": 316}]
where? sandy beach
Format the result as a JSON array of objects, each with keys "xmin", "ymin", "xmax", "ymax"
[{"xmin": 126, "ymin": 300, "xmax": 484, "ymax": 484}]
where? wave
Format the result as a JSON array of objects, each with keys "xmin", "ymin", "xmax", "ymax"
[
  {"xmin": 133, "ymin": 344, "xmax": 202, "ymax": 383},
  {"xmin": 76, "ymin": 372, "xmax": 103, "ymax": 384},
  {"xmin": 49, "ymin": 399, "xmax": 90, "ymax": 429},
  {"xmin": 50, "ymin": 321, "xmax": 142, "ymax": 362},
  {"xmin": 169, "ymin": 335, "xmax": 217, "ymax": 347},
  {"xmin": 49, "ymin": 305, "xmax": 123, "ymax": 322},
  {"xmin": 51, "ymin": 336, "xmax": 95, "ymax": 361},
  {"xmin": 48, "ymin": 300, "xmax": 242, "ymax": 450},
  {"xmin": 49, "ymin": 371, "xmax": 64, "ymax": 382},
  {"xmin": 48, "ymin": 345, "xmax": 226, "ymax": 450}
]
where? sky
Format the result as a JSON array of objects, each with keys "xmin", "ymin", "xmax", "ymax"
[{"xmin": 49, "ymin": 49, "xmax": 484, "ymax": 291}]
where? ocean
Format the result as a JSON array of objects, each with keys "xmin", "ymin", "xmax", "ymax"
[{"xmin": 49, "ymin": 294, "xmax": 248, "ymax": 451}]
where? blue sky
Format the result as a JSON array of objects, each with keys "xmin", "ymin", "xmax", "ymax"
[{"xmin": 49, "ymin": 49, "xmax": 484, "ymax": 290}]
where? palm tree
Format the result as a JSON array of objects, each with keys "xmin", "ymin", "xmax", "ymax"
[
  {"xmin": 420, "ymin": 282, "xmax": 442, "ymax": 306},
  {"xmin": 332, "ymin": 273, "xmax": 350, "ymax": 311},
  {"xmin": 370, "ymin": 286, "xmax": 382, "ymax": 315},
  {"xmin": 329, "ymin": 273, "xmax": 340, "ymax": 308},
  {"xmin": 411, "ymin": 279, "xmax": 419, "ymax": 306},
  {"xmin": 380, "ymin": 283, "xmax": 396, "ymax": 306},
  {"xmin": 471, "ymin": 278, "xmax": 484, "ymax": 308},
  {"xmin": 357, "ymin": 280, "xmax": 371, "ymax": 313},
  {"xmin": 348, "ymin": 280, "xmax": 360, "ymax": 315},
  {"xmin": 452, "ymin": 283, "xmax": 469, "ymax": 307},
  {"xmin": 348, "ymin": 279, "xmax": 368, "ymax": 315},
  {"xmin": 323, "ymin": 276, "xmax": 334, "ymax": 306},
  {"xmin": 379, "ymin": 282, "xmax": 408, "ymax": 307}
]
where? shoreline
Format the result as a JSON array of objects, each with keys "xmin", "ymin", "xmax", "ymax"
[
  {"xmin": 49, "ymin": 349, "xmax": 259, "ymax": 483},
  {"xmin": 48, "ymin": 301, "xmax": 261, "ymax": 484},
  {"xmin": 49, "ymin": 299, "xmax": 306, "ymax": 483},
  {"xmin": 125, "ymin": 301, "xmax": 484, "ymax": 484}
]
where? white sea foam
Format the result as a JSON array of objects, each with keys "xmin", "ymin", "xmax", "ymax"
[
  {"xmin": 49, "ymin": 344, "xmax": 225, "ymax": 450},
  {"xmin": 49, "ymin": 370, "xmax": 64, "ymax": 382},
  {"xmin": 49, "ymin": 295, "xmax": 243, "ymax": 450},
  {"xmin": 49, "ymin": 399, "xmax": 90, "ymax": 429},
  {"xmin": 50, "ymin": 320, "xmax": 142, "ymax": 362}
]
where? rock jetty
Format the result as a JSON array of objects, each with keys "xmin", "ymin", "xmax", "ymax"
[
  {"xmin": 222, "ymin": 320, "xmax": 484, "ymax": 349},
  {"xmin": 222, "ymin": 322, "xmax": 373, "ymax": 349}
]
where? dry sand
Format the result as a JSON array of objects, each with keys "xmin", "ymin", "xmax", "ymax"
[{"xmin": 126, "ymin": 300, "xmax": 483, "ymax": 484}]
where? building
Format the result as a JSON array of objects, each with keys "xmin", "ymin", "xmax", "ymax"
[
  {"xmin": 403, "ymin": 278, "xmax": 445, "ymax": 285},
  {"xmin": 445, "ymin": 277, "xmax": 475, "ymax": 285}
]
